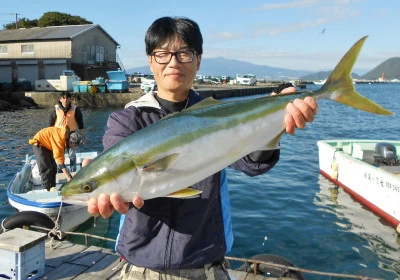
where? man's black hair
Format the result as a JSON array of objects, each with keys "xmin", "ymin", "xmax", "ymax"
[
  {"xmin": 60, "ymin": 91, "xmax": 72, "ymax": 98},
  {"xmin": 145, "ymin": 17, "xmax": 203, "ymax": 55}
]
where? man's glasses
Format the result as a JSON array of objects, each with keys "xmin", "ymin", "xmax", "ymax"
[{"xmin": 151, "ymin": 50, "xmax": 197, "ymax": 64}]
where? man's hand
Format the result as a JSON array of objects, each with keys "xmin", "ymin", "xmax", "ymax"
[
  {"xmin": 88, "ymin": 193, "xmax": 144, "ymax": 219},
  {"xmin": 284, "ymin": 96, "xmax": 318, "ymax": 134},
  {"xmin": 85, "ymin": 157, "xmax": 144, "ymax": 218}
]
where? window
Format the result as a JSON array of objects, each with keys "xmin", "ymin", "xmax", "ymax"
[
  {"xmin": 21, "ymin": 44, "xmax": 34, "ymax": 54},
  {"xmin": 87, "ymin": 45, "xmax": 105, "ymax": 64},
  {"xmin": 96, "ymin": 46, "xmax": 104, "ymax": 63},
  {"xmin": 0, "ymin": 45, "xmax": 7, "ymax": 54}
]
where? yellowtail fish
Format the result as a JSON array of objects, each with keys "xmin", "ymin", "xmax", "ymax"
[{"xmin": 61, "ymin": 36, "xmax": 392, "ymax": 205}]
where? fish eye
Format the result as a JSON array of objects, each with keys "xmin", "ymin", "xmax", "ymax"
[{"xmin": 82, "ymin": 184, "xmax": 93, "ymax": 193}]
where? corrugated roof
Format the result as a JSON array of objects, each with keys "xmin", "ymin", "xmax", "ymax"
[{"xmin": 0, "ymin": 24, "xmax": 119, "ymax": 45}]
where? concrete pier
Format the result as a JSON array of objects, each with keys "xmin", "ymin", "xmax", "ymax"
[{"xmin": 24, "ymin": 83, "xmax": 277, "ymax": 108}]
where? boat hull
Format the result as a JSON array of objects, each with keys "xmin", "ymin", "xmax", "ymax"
[{"xmin": 317, "ymin": 139, "xmax": 400, "ymax": 228}]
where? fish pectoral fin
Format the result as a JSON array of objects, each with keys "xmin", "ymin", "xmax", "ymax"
[
  {"xmin": 143, "ymin": 153, "xmax": 179, "ymax": 172},
  {"xmin": 263, "ymin": 130, "xmax": 284, "ymax": 150},
  {"xmin": 166, "ymin": 188, "xmax": 202, "ymax": 199}
]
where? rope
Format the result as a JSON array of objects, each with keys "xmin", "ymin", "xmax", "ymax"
[
  {"xmin": 0, "ymin": 218, "xmax": 8, "ymax": 233},
  {"xmin": 225, "ymin": 256, "xmax": 384, "ymax": 280},
  {"xmin": 29, "ymin": 224, "xmax": 116, "ymax": 244}
]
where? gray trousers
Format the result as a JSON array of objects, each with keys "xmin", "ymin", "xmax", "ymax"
[
  {"xmin": 67, "ymin": 147, "xmax": 76, "ymax": 172},
  {"xmin": 32, "ymin": 145, "xmax": 57, "ymax": 191},
  {"xmin": 119, "ymin": 260, "xmax": 231, "ymax": 280}
]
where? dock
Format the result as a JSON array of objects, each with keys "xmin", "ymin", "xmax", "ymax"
[
  {"xmin": 40, "ymin": 241, "xmax": 377, "ymax": 280},
  {"xmin": 24, "ymin": 83, "xmax": 280, "ymax": 108},
  {"xmin": 42, "ymin": 240, "xmax": 121, "ymax": 279},
  {"xmin": 40, "ymin": 240, "xmax": 288, "ymax": 280},
  {"xmin": 0, "ymin": 228, "xmax": 284, "ymax": 279},
  {"xmin": 0, "ymin": 228, "xmax": 380, "ymax": 279}
]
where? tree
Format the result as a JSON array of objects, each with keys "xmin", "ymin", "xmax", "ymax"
[
  {"xmin": 2, "ymin": 12, "xmax": 92, "ymax": 29},
  {"xmin": 3, "ymin": 18, "xmax": 38, "ymax": 29},
  {"xmin": 37, "ymin": 12, "xmax": 92, "ymax": 27}
]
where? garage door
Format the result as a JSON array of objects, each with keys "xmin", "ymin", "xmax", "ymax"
[
  {"xmin": 44, "ymin": 60, "xmax": 68, "ymax": 79},
  {"xmin": 0, "ymin": 64, "xmax": 12, "ymax": 83},
  {"xmin": 17, "ymin": 61, "xmax": 38, "ymax": 85}
]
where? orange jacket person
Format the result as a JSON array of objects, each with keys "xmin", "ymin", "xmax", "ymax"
[
  {"xmin": 29, "ymin": 127, "xmax": 82, "ymax": 191},
  {"xmin": 48, "ymin": 91, "xmax": 84, "ymax": 172}
]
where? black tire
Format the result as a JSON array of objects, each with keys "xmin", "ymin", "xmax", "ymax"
[
  {"xmin": 3, "ymin": 211, "xmax": 55, "ymax": 233},
  {"xmin": 236, "ymin": 254, "xmax": 305, "ymax": 279}
]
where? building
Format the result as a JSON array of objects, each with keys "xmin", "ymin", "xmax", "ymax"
[{"xmin": 0, "ymin": 24, "xmax": 121, "ymax": 86}]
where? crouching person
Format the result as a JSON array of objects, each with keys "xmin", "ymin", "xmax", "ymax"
[{"xmin": 29, "ymin": 127, "xmax": 83, "ymax": 191}]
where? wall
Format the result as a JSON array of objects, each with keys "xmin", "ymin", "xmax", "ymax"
[
  {"xmin": 72, "ymin": 27, "xmax": 118, "ymax": 64},
  {"xmin": 1, "ymin": 41, "xmax": 71, "ymax": 59}
]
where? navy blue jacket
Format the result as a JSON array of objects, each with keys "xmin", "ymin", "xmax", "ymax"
[{"xmin": 103, "ymin": 91, "xmax": 280, "ymax": 270}]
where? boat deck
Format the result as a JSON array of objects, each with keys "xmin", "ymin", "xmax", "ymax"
[{"xmin": 353, "ymin": 149, "xmax": 400, "ymax": 175}]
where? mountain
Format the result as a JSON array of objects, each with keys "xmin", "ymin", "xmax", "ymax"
[
  {"xmin": 196, "ymin": 57, "xmax": 312, "ymax": 79},
  {"xmin": 300, "ymin": 57, "xmax": 400, "ymax": 81},
  {"xmin": 300, "ymin": 71, "xmax": 361, "ymax": 80},
  {"xmin": 126, "ymin": 57, "xmax": 312, "ymax": 80},
  {"xmin": 127, "ymin": 57, "xmax": 400, "ymax": 81},
  {"xmin": 361, "ymin": 57, "xmax": 400, "ymax": 80}
]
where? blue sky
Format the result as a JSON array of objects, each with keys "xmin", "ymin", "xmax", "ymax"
[{"xmin": 2, "ymin": 0, "xmax": 399, "ymax": 72}]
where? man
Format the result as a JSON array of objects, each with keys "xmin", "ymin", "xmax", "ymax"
[
  {"xmin": 49, "ymin": 91, "xmax": 84, "ymax": 171},
  {"xmin": 88, "ymin": 17, "xmax": 318, "ymax": 279},
  {"xmin": 29, "ymin": 127, "xmax": 83, "ymax": 191}
]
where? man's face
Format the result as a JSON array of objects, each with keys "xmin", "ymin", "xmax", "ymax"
[
  {"xmin": 60, "ymin": 95, "xmax": 71, "ymax": 107},
  {"xmin": 68, "ymin": 140, "xmax": 76, "ymax": 147},
  {"xmin": 148, "ymin": 37, "xmax": 201, "ymax": 98}
]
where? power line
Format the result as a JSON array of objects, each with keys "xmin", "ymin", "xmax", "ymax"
[{"xmin": 0, "ymin": 13, "xmax": 21, "ymax": 28}]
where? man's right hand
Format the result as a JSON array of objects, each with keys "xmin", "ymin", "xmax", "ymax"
[{"xmin": 88, "ymin": 193, "xmax": 144, "ymax": 219}]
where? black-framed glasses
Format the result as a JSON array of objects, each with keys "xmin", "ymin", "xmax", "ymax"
[{"xmin": 151, "ymin": 50, "xmax": 197, "ymax": 64}]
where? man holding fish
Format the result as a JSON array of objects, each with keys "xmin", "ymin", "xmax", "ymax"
[
  {"xmin": 77, "ymin": 16, "xmax": 318, "ymax": 279},
  {"xmin": 61, "ymin": 15, "xmax": 392, "ymax": 277}
]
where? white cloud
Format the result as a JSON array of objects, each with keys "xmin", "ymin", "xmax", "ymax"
[{"xmin": 258, "ymin": 0, "xmax": 320, "ymax": 10}]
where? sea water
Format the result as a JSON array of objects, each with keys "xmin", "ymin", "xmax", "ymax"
[{"xmin": 0, "ymin": 84, "xmax": 399, "ymax": 279}]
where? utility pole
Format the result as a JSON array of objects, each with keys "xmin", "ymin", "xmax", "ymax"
[{"xmin": 10, "ymin": 13, "xmax": 19, "ymax": 29}]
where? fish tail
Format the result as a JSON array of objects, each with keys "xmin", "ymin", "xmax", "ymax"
[{"xmin": 317, "ymin": 36, "xmax": 393, "ymax": 116}]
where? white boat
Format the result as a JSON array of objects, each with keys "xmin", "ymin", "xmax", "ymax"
[
  {"xmin": 313, "ymin": 79, "xmax": 326, "ymax": 85},
  {"xmin": 317, "ymin": 139, "xmax": 400, "ymax": 230},
  {"xmin": 5, "ymin": 151, "xmax": 98, "ymax": 236}
]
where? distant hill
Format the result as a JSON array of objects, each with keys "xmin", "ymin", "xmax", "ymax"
[
  {"xmin": 127, "ymin": 56, "xmax": 400, "ymax": 81},
  {"xmin": 300, "ymin": 57, "xmax": 400, "ymax": 81},
  {"xmin": 300, "ymin": 71, "xmax": 361, "ymax": 80},
  {"xmin": 361, "ymin": 57, "xmax": 400, "ymax": 80},
  {"xmin": 127, "ymin": 57, "xmax": 312, "ymax": 80}
]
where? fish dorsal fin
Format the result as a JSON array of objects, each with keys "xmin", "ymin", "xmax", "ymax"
[
  {"xmin": 166, "ymin": 188, "xmax": 202, "ymax": 198},
  {"xmin": 184, "ymin": 97, "xmax": 222, "ymax": 112},
  {"xmin": 143, "ymin": 153, "xmax": 179, "ymax": 172},
  {"xmin": 162, "ymin": 98, "xmax": 223, "ymax": 120}
]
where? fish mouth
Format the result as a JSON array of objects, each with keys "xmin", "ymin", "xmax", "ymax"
[{"xmin": 61, "ymin": 194, "xmax": 90, "ymax": 206}]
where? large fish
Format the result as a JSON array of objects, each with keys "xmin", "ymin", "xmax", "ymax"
[{"xmin": 61, "ymin": 36, "xmax": 392, "ymax": 204}]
